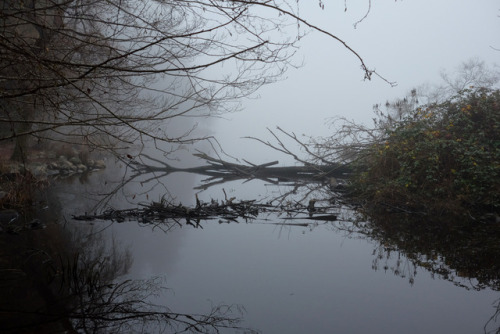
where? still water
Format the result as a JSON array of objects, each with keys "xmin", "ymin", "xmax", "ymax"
[{"xmin": 10, "ymin": 157, "xmax": 500, "ymax": 333}]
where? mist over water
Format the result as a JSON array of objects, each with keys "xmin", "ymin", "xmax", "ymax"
[
  {"xmin": 1, "ymin": 1, "xmax": 499, "ymax": 333},
  {"xmin": 39, "ymin": 145, "xmax": 499, "ymax": 333}
]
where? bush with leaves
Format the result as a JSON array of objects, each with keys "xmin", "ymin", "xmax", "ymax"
[{"xmin": 351, "ymin": 88, "xmax": 500, "ymax": 220}]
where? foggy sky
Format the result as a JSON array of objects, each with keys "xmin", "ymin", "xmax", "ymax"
[{"xmin": 212, "ymin": 0, "xmax": 500, "ymax": 165}]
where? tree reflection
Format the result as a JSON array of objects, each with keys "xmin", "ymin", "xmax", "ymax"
[
  {"xmin": 88, "ymin": 152, "xmax": 348, "ymax": 215},
  {"xmin": 485, "ymin": 298, "xmax": 500, "ymax": 334},
  {"xmin": 358, "ymin": 212, "xmax": 500, "ymax": 291},
  {"xmin": 347, "ymin": 211, "xmax": 500, "ymax": 333},
  {"xmin": 86, "ymin": 157, "xmax": 500, "ymax": 294},
  {"xmin": 0, "ymin": 216, "xmax": 257, "ymax": 333},
  {"xmin": 69, "ymin": 155, "xmax": 500, "ymax": 333}
]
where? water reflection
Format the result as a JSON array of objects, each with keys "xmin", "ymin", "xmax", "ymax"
[
  {"xmin": 357, "ymin": 212, "xmax": 500, "ymax": 291},
  {"xmin": 78, "ymin": 158, "xmax": 500, "ymax": 333},
  {"xmin": 1, "ymin": 157, "xmax": 499, "ymax": 333},
  {"xmin": 348, "ymin": 211, "xmax": 500, "ymax": 334},
  {"xmin": 0, "ymin": 170, "xmax": 257, "ymax": 333}
]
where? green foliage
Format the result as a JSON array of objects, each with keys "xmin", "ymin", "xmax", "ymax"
[{"xmin": 351, "ymin": 88, "xmax": 500, "ymax": 219}]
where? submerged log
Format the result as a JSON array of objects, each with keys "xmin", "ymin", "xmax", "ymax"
[{"xmin": 72, "ymin": 196, "xmax": 340, "ymax": 227}]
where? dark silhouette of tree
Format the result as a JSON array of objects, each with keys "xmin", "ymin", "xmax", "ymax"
[{"xmin": 0, "ymin": 0, "xmax": 389, "ymax": 160}]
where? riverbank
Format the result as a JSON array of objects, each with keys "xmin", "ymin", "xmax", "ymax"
[
  {"xmin": 0, "ymin": 142, "xmax": 107, "ymax": 208},
  {"xmin": 0, "ymin": 142, "xmax": 106, "ymax": 176}
]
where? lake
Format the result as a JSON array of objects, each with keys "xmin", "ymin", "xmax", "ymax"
[{"xmin": 1, "ymin": 155, "xmax": 499, "ymax": 333}]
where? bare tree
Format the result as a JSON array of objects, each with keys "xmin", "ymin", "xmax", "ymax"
[
  {"xmin": 0, "ymin": 0, "xmax": 388, "ymax": 161},
  {"xmin": 417, "ymin": 58, "xmax": 500, "ymax": 105},
  {"xmin": 243, "ymin": 59, "xmax": 499, "ymax": 171}
]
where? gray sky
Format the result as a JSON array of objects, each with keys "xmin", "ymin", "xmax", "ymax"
[{"xmin": 211, "ymin": 0, "xmax": 499, "ymax": 165}]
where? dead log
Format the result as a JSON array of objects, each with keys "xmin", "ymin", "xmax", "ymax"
[
  {"xmin": 72, "ymin": 197, "xmax": 340, "ymax": 226},
  {"xmin": 128, "ymin": 152, "xmax": 351, "ymax": 185}
]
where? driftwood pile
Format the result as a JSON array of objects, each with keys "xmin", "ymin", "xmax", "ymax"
[{"xmin": 72, "ymin": 196, "xmax": 339, "ymax": 228}]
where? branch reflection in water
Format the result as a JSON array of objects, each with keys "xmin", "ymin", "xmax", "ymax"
[
  {"xmin": 7, "ymin": 153, "xmax": 497, "ymax": 333},
  {"xmin": 83, "ymin": 154, "xmax": 500, "ymax": 290},
  {"xmin": 0, "ymin": 170, "xmax": 259, "ymax": 333},
  {"xmin": 84, "ymin": 154, "xmax": 500, "ymax": 333}
]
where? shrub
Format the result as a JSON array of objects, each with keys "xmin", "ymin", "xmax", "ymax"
[{"xmin": 350, "ymin": 88, "xmax": 500, "ymax": 220}]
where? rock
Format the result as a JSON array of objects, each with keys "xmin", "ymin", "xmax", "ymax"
[
  {"xmin": 69, "ymin": 156, "xmax": 82, "ymax": 165},
  {"xmin": 58, "ymin": 156, "xmax": 75, "ymax": 171},
  {"xmin": 48, "ymin": 162, "xmax": 58, "ymax": 170},
  {"xmin": 46, "ymin": 169, "xmax": 60, "ymax": 176},
  {"xmin": 31, "ymin": 164, "xmax": 47, "ymax": 177},
  {"xmin": 77, "ymin": 164, "xmax": 87, "ymax": 173},
  {"xmin": 92, "ymin": 160, "xmax": 106, "ymax": 170}
]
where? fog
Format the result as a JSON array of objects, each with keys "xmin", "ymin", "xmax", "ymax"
[{"xmin": 213, "ymin": 0, "xmax": 499, "ymax": 164}]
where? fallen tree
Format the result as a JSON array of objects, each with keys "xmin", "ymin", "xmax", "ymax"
[{"xmin": 127, "ymin": 152, "xmax": 352, "ymax": 189}]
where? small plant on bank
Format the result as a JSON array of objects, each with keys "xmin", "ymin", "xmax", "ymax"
[
  {"xmin": 0, "ymin": 171, "xmax": 49, "ymax": 209},
  {"xmin": 350, "ymin": 88, "xmax": 500, "ymax": 220}
]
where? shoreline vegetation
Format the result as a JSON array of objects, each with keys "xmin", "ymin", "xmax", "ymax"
[
  {"xmin": 346, "ymin": 88, "xmax": 500, "ymax": 223},
  {"xmin": 0, "ymin": 141, "xmax": 106, "ymax": 209},
  {"xmin": 1, "ymin": 89, "xmax": 499, "ymax": 223},
  {"xmin": 0, "ymin": 0, "xmax": 496, "ymax": 224}
]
